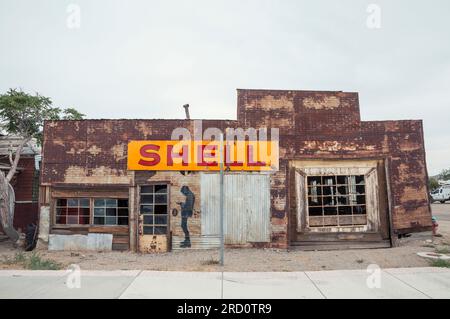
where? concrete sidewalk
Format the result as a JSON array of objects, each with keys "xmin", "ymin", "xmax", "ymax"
[{"xmin": 0, "ymin": 267, "xmax": 449, "ymax": 299}]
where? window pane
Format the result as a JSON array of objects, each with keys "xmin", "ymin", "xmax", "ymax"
[
  {"xmin": 67, "ymin": 199, "xmax": 78, "ymax": 207},
  {"xmin": 79, "ymin": 198, "xmax": 90, "ymax": 207},
  {"xmin": 308, "ymin": 207, "xmax": 322, "ymax": 216},
  {"xmin": 307, "ymin": 176, "xmax": 321, "ymax": 186},
  {"xmin": 80, "ymin": 208, "xmax": 90, "ymax": 216},
  {"xmin": 155, "ymin": 185, "xmax": 167, "ymax": 193},
  {"xmin": 324, "ymin": 206, "xmax": 337, "ymax": 216},
  {"xmin": 141, "ymin": 195, "xmax": 153, "ymax": 204},
  {"xmin": 353, "ymin": 206, "xmax": 366, "ymax": 215},
  {"xmin": 355, "ymin": 175, "xmax": 365, "ymax": 184},
  {"xmin": 154, "ymin": 215, "xmax": 167, "ymax": 225},
  {"xmin": 308, "ymin": 196, "xmax": 322, "ymax": 207},
  {"xmin": 94, "ymin": 199, "xmax": 105, "ymax": 207},
  {"xmin": 143, "ymin": 215, "xmax": 153, "ymax": 224},
  {"xmin": 336, "ymin": 175, "xmax": 348, "ymax": 185},
  {"xmin": 323, "ymin": 176, "xmax": 336, "ymax": 185},
  {"xmin": 118, "ymin": 199, "xmax": 128, "ymax": 207},
  {"xmin": 357, "ymin": 195, "xmax": 366, "ymax": 205},
  {"xmin": 337, "ymin": 186, "xmax": 349, "ymax": 195},
  {"xmin": 106, "ymin": 199, "xmax": 117, "ymax": 207},
  {"xmin": 67, "ymin": 216, "xmax": 78, "ymax": 224},
  {"xmin": 106, "ymin": 208, "xmax": 117, "ymax": 217},
  {"xmin": 140, "ymin": 185, "xmax": 154, "ymax": 194},
  {"xmin": 94, "ymin": 208, "xmax": 105, "ymax": 216},
  {"xmin": 118, "ymin": 217, "xmax": 128, "ymax": 225},
  {"xmin": 322, "ymin": 185, "xmax": 336, "ymax": 196},
  {"xmin": 322, "ymin": 196, "xmax": 335, "ymax": 206},
  {"xmin": 56, "ymin": 199, "xmax": 67, "ymax": 206},
  {"xmin": 79, "ymin": 215, "xmax": 90, "ymax": 224},
  {"xmin": 56, "ymin": 215, "xmax": 66, "ymax": 224},
  {"xmin": 140, "ymin": 205, "xmax": 153, "ymax": 214},
  {"xmin": 56, "ymin": 207, "xmax": 66, "ymax": 216},
  {"xmin": 356, "ymin": 185, "xmax": 365, "ymax": 194},
  {"xmin": 154, "ymin": 226, "xmax": 167, "ymax": 234},
  {"xmin": 337, "ymin": 196, "xmax": 350, "ymax": 205},
  {"xmin": 118, "ymin": 208, "xmax": 128, "ymax": 217},
  {"xmin": 67, "ymin": 207, "xmax": 79, "ymax": 216},
  {"xmin": 105, "ymin": 217, "xmax": 117, "ymax": 225},
  {"xmin": 94, "ymin": 217, "xmax": 105, "ymax": 225},
  {"xmin": 338, "ymin": 206, "xmax": 352, "ymax": 215},
  {"xmin": 155, "ymin": 194, "xmax": 167, "ymax": 204},
  {"xmin": 308, "ymin": 186, "xmax": 322, "ymax": 196},
  {"xmin": 154, "ymin": 205, "xmax": 167, "ymax": 214},
  {"xmin": 143, "ymin": 226, "xmax": 153, "ymax": 235}
]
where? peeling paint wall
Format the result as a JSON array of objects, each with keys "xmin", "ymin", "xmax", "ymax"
[
  {"xmin": 237, "ymin": 89, "xmax": 431, "ymax": 245},
  {"xmin": 41, "ymin": 89, "xmax": 431, "ymax": 250}
]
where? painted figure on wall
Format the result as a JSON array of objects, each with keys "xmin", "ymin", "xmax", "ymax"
[{"xmin": 178, "ymin": 185, "xmax": 195, "ymax": 248}]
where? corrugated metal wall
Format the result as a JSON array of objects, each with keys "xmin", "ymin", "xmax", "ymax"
[{"xmin": 201, "ymin": 173, "xmax": 270, "ymax": 244}]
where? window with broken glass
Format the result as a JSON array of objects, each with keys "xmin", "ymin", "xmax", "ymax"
[
  {"xmin": 93, "ymin": 199, "xmax": 129, "ymax": 225},
  {"xmin": 307, "ymin": 175, "xmax": 367, "ymax": 227},
  {"xmin": 140, "ymin": 184, "xmax": 168, "ymax": 235},
  {"xmin": 55, "ymin": 198, "xmax": 129, "ymax": 226},
  {"xmin": 55, "ymin": 198, "xmax": 90, "ymax": 225}
]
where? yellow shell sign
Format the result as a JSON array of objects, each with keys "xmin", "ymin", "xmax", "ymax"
[{"xmin": 127, "ymin": 140, "xmax": 279, "ymax": 171}]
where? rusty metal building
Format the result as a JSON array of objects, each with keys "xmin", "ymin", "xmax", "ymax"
[{"xmin": 38, "ymin": 89, "xmax": 432, "ymax": 252}]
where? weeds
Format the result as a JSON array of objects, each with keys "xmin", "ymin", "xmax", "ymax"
[
  {"xmin": 429, "ymin": 259, "xmax": 450, "ymax": 268},
  {"xmin": 26, "ymin": 252, "xmax": 62, "ymax": 270},
  {"xmin": 435, "ymin": 247, "xmax": 450, "ymax": 255},
  {"xmin": 201, "ymin": 257, "xmax": 220, "ymax": 266},
  {"xmin": 2, "ymin": 252, "xmax": 62, "ymax": 270}
]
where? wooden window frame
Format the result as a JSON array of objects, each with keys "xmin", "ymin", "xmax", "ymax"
[
  {"xmin": 306, "ymin": 174, "xmax": 368, "ymax": 228},
  {"xmin": 138, "ymin": 184, "xmax": 170, "ymax": 236},
  {"xmin": 53, "ymin": 197, "xmax": 129, "ymax": 227}
]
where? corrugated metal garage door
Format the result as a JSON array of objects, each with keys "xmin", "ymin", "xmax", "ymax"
[{"xmin": 201, "ymin": 173, "xmax": 270, "ymax": 244}]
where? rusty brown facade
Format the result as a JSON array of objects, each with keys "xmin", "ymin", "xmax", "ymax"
[{"xmin": 38, "ymin": 89, "xmax": 432, "ymax": 252}]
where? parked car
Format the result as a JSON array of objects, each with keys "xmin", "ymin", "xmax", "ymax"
[{"xmin": 430, "ymin": 186, "xmax": 450, "ymax": 203}]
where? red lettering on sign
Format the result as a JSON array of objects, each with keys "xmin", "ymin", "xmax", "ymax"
[
  {"xmin": 167, "ymin": 144, "xmax": 189, "ymax": 166},
  {"xmin": 247, "ymin": 145, "xmax": 266, "ymax": 166},
  {"xmin": 138, "ymin": 144, "xmax": 161, "ymax": 166}
]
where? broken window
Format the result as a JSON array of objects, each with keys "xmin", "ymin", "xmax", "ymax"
[
  {"xmin": 307, "ymin": 175, "xmax": 367, "ymax": 227},
  {"xmin": 140, "ymin": 184, "xmax": 168, "ymax": 235},
  {"xmin": 55, "ymin": 198, "xmax": 90, "ymax": 225},
  {"xmin": 93, "ymin": 199, "xmax": 129, "ymax": 226},
  {"xmin": 55, "ymin": 198, "xmax": 128, "ymax": 226}
]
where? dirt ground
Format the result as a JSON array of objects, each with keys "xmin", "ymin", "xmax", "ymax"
[{"xmin": 1, "ymin": 204, "xmax": 449, "ymax": 272}]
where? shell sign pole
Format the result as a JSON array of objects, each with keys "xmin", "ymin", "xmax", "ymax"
[{"xmin": 127, "ymin": 140, "xmax": 279, "ymax": 172}]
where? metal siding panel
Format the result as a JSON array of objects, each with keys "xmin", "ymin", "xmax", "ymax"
[
  {"xmin": 247, "ymin": 174, "xmax": 270, "ymax": 242},
  {"xmin": 201, "ymin": 173, "xmax": 270, "ymax": 244},
  {"xmin": 201, "ymin": 173, "xmax": 220, "ymax": 236}
]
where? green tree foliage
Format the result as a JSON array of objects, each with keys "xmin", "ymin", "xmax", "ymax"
[
  {"xmin": 0, "ymin": 89, "xmax": 85, "ymax": 144},
  {"xmin": 0, "ymin": 88, "xmax": 85, "ymax": 241},
  {"xmin": 437, "ymin": 169, "xmax": 450, "ymax": 181},
  {"xmin": 429, "ymin": 177, "xmax": 439, "ymax": 191}
]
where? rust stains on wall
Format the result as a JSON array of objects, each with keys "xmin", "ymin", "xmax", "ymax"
[
  {"xmin": 41, "ymin": 89, "xmax": 432, "ymax": 249},
  {"xmin": 303, "ymin": 95, "xmax": 340, "ymax": 110}
]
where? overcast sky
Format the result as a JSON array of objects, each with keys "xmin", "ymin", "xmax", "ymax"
[{"xmin": 0, "ymin": 0, "xmax": 449, "ymax": 175}]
